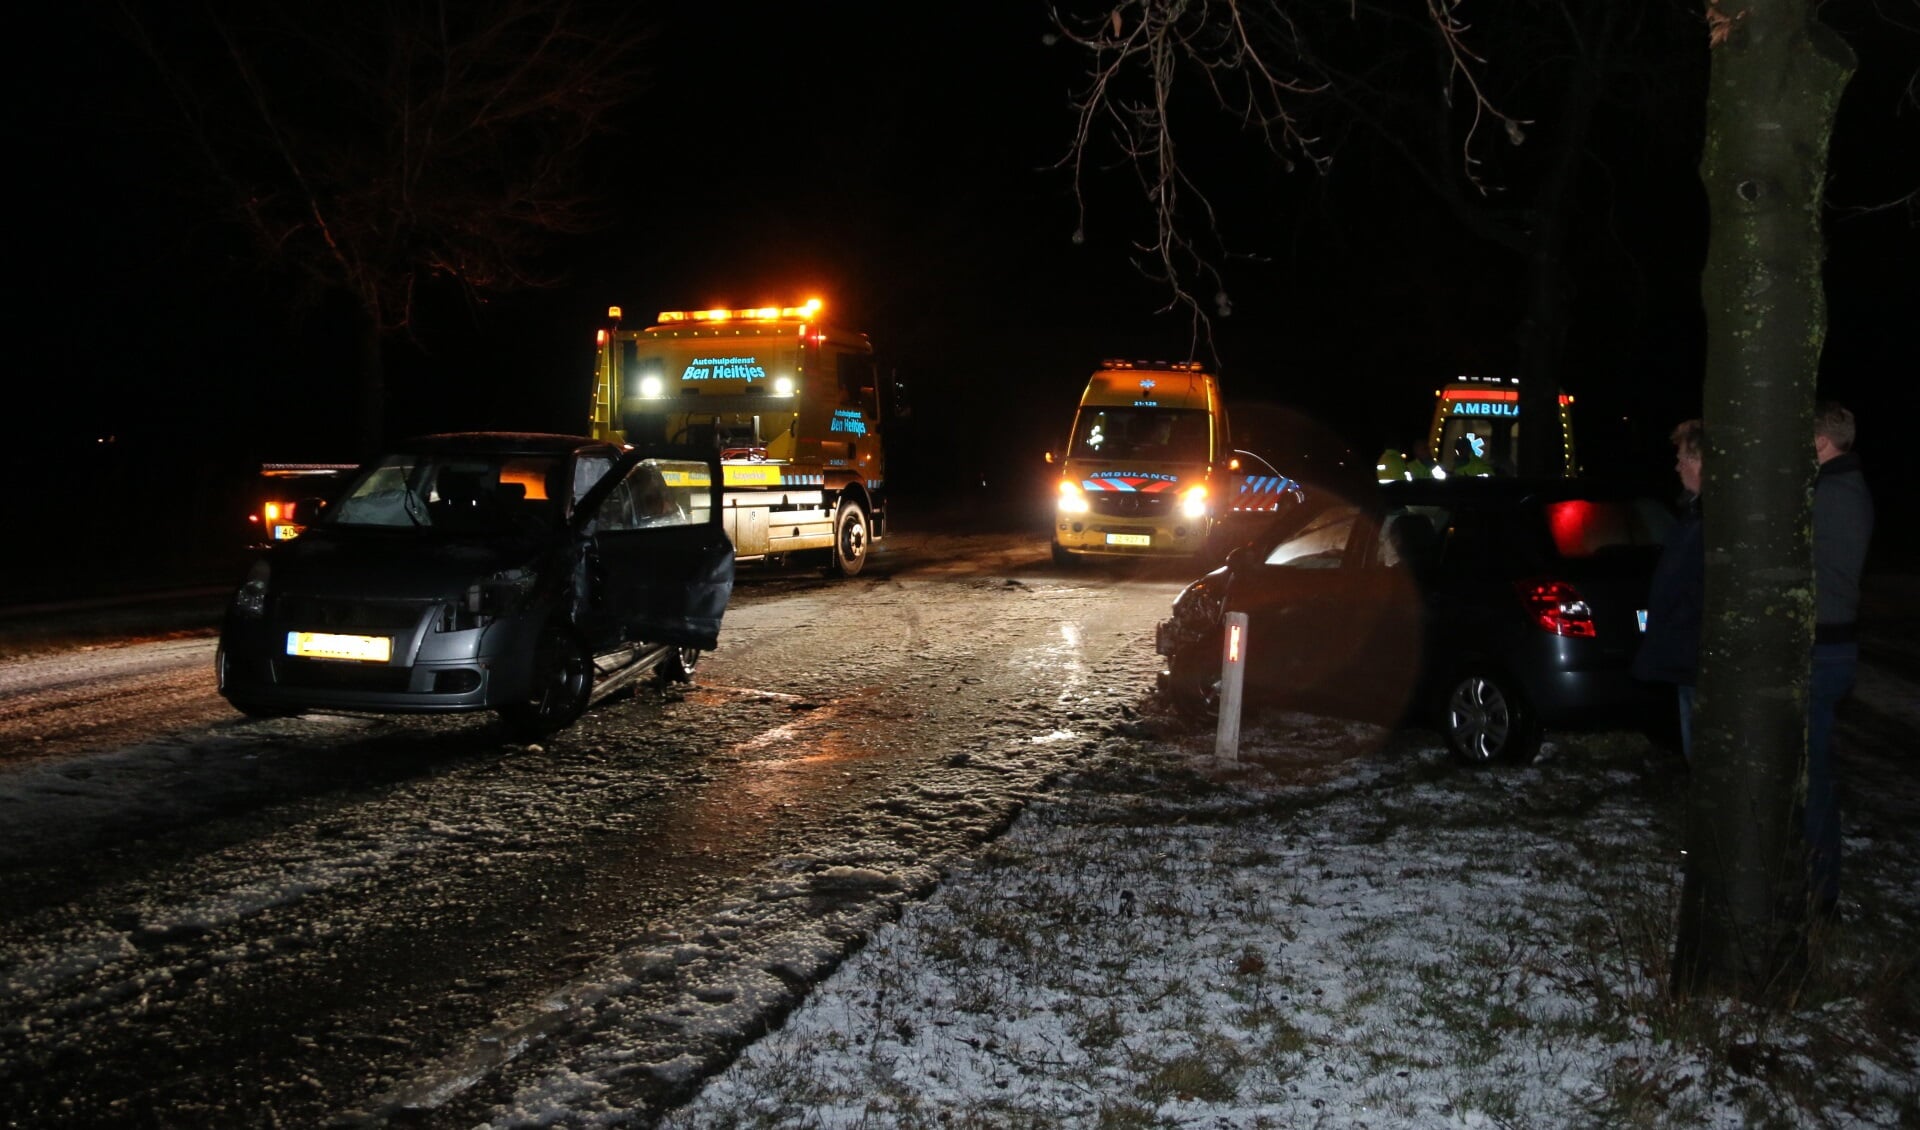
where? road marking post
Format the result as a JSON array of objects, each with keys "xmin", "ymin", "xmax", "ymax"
[{"xmin": 1214, "ymin": 612, "xmax": 1249, "ymax": 763}]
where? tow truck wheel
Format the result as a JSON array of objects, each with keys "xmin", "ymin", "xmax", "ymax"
[
  {"xmin": 500, "ymin": 624, "xmax": 593, "ymax": 739},
  {"xmin": 825, "ymin": 499, "xmax": 870, "ymax": 577},
  {"xmin": 656, "ymin": 646, "xmax": 700, "ymax": 685}
]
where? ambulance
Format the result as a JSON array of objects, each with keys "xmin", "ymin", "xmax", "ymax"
[
  {"xmin": 1051, "ymin": 360, "xmax": 1248, "ymax": 564},
  {"xmin": 1426, "ymin": 375, "xmax": 1577, "ymax": 477},
  {"xmin": 589, "ymin": 300, "xmax": 885, "ymax": 576}
]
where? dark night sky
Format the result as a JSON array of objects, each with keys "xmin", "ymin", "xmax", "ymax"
[{"xmin": 7, "ymin": 1, "xmax": 1918, "ymax": 587}]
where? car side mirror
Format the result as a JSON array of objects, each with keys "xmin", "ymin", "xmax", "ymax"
[{"xmin": 1225, "ymin": 546, "xmax": 1253, "ymax": 572}]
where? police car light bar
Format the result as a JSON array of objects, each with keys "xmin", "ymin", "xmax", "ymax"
[{"xmin": 657, "ymin": 298, "xmax": 824, "ymax": 324}]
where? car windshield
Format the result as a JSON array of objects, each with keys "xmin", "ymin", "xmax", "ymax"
[
  {"xmin": 325, "ymin": 451, "xmax": 570, "ymax": 535},
  {"xmin": 1070, "ymin": 407, "xmax": 1210, "ymax": 462}
]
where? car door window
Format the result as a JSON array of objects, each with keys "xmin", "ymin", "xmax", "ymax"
[
  {"xmin": 1264, "ymin": 506, "xmax": 1358, "ymax": 567},
  {"xmin": 572, "ymin": 454, "xmax": 614, "ymax": 509},
  {"xmin": 592, "ymin": 459, "xmax": 708, "ymax": 532},
  {"xmin": 1371, "ymin": 506, "xmax": 1449, "ymax": 570}
]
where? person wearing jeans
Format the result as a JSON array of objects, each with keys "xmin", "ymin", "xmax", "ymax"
[
  {"xmin": 1633, "ymin": 420, "xmax": 1705, "ymax": 762},
  {"xmin": 1807, "ymin": 402, "xmax": 1873, "ymax": 915}
]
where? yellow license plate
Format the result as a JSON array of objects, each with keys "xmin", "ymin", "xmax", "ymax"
[
  {"xmin": 1105, "ymin": 533, "xmax": 1153, "ymax": 547},
  {"xmin": 287, "ymin": 631, "xmax": 392, "ymax": 662},
  {"xmin": 272, "ymin": 525, "xmax": 302, "ymax": 540}
]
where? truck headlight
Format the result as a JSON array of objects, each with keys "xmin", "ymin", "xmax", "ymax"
[
  {"xmin": 231, "ymin": 559, "xmax": 271, "ymax": 619},
  {"xmin": 639, "ymin": 375, "xmax": 664, "ymax": 398},
  {"xmin": 1180, "ymin": 485, "xmax": 1209, "ymax": 519},
  {"xmin": 1057, "ymin": 481, "xmax": 1090, "ymax": 514}
]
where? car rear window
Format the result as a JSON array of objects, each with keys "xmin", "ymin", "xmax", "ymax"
[{"xmin": 1544, "ymin": 498, "xmax": 1673, "ymax": 558}]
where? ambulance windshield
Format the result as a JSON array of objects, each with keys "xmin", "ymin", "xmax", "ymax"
[{"xmin": 1070, "ymin": 407, "xmax": 1210, "ymax": 462}]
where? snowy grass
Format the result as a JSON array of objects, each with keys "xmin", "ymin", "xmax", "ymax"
[{"xmin": 663, "ymin": 717, "xmax": 1920, "ymax": 1129}]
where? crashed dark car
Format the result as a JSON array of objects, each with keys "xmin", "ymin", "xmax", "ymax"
[
  {"xmin": 1156, "ymin": 477, "xmax": 1674, "ymax": 764},
  {"xmin": 216, "ymin": 433, "xmax": 734, "ymax": 738}
]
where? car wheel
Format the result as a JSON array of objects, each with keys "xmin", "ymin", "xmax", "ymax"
[
  {"xmin": 1162, "ymin": 644, "xmax": 1222, "ymax": 718},
  {"xmin": 1051, "ymin": 540, "xmax": 1076, "ymax": 568},
  {"xmin": 656, "ymin": 645, "xmax": 700, "ymax": 686},
  {"xmin": 500, "ymin": 624, "xmax": 594, "ymax": 739},
  {"xmin": 218, "ymin": 650, "xmax": 298, "ymax": 718},
  {"xmin": 227, "ymin": 697, "xmax": 298, "ymax": 720},
  {"xmin": 825, "ymin": 499, "xmax": 870, "ymax": 577},
  {"xmin": 1441, "ymin": 671, "xmax": 1540, "ymax": 766}
]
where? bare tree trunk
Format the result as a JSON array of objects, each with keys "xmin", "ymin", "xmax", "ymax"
[
  {"xmin": 1671, "ymin": 0, "xmax": 1852, "ymax": 999},
  {"xmin": 356, "ymin": 307, "xmax": 386, "ymax": 460},
  {"xmin": 1514, "ymin": 4, "xmax": 1614, "ymax": 479}
]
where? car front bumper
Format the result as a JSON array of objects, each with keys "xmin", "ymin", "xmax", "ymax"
[
  {"xmin": 1055, "ymin": 513, "xmax": 1215, "ymax": 558},
  {"xmin": 218, "ymin": 602, "xmax": 541, "ymax": 715}
]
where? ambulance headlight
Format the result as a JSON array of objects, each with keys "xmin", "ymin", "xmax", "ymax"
[
  {"xmin": 773, "ymin": 376, "xmax": 795, "ymax": 397},
  {"xmin": 1180, "ymin": 485, "xmax": 1209, "ymax": 518},
  {"xmin": 1057, "ymin": 481, "xmax": 1090, "ymax": 514},
  {"xmin": 639, "ymin": 375, "xmax": 664, "ymax": 399}
]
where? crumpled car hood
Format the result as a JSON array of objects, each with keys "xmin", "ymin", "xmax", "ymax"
[{"xmin": 263, "ymin": 530, "xmax": 552, "ymax": 600}]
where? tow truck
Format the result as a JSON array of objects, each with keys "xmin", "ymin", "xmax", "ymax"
[
  {"xmin": 245, "ymin": 462, "xmax": 359, "ymax": 549},
  {"xmin": 589, "ymin": 300, "xmax": 885, "ymax": 575}
]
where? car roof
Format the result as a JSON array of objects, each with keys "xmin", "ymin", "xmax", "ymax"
[
  {"xmin": 1377, "ymin": 477, "xmax": 1658, "ymax": 506},
  {"xmin": 396, "ymin": 432, "xmax": 609, "ymax": 456}
]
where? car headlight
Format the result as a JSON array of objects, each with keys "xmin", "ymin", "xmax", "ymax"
[
  {"xmin": 1180, "ymin": 485, "xmax": 1209, "ymax": 519},
  {"xmin": 1171, "ymin": 572, "xmax": 1226, "ymax": 621},
  {"xmin": 1057, "ymin": 480, "xmax": 1090, "ymax": 514},
  {"xmin": 231, "ymin": 559, "xmax": 271, "ymax": 619}
]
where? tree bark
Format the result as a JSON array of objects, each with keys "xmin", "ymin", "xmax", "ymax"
[
  {"xmin": 1671, "ymin": 0, "xmax": 1852, "ymax": 999},
  {"xmin": 1514, "ymin": 3, "xmax": 1614, "ymax": 479},
  {"xmin": 356, "ymin": 305, "xmax": 386, "ymax": 460}
]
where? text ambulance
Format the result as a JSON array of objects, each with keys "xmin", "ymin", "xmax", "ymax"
[{"xmin": 1426, "ymin": 375, "xmax": 1577, "ymax": 477}]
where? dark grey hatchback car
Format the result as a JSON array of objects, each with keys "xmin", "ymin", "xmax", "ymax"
[
  {"xmin": 217, "ymin": 433, "xmax": 734, "ymax": 738},
  {"xmin": 1156, "ymin": 477, "xmax": 1675, "ymax": 764}
]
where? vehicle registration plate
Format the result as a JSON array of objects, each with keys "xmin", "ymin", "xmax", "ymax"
[
  {"xmin": 272, "ymin": 525, "xmax": 301, "ymax": 540},
  {"xmin": 1106, "ymin": 533, "xmax": 1152, "ymax": 547},
  {"xmin": 287, "ymin": 631, "xmax": 392, "ymax": 662},
  {"xmin": 1635, "ymin": 610, "xmax": 1648, "ymax": 633}
]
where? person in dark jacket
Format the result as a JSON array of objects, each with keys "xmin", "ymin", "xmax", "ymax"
[
  {"xmin": 1807, "ymin": 401, "xmax": 1873, "ymax": 914},
  {"xmin": 1633, "ymin": 420, "xmax": 1704, "ymax": 761}
]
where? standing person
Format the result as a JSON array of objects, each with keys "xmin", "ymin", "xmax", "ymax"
[
  {"xmin": 1808, "ymin": 401, "xmax": 1873, "ymax": 915},
  {"xmin": 1633, "ymin": 420, "xmax": 1705, "ymax": 762}
]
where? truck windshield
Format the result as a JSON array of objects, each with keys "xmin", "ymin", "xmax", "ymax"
[
  {"xmin": 326, "ymin": 452, "xmax": 568, "ymax": 535},
  {"xmin": 1070, "ymin": 407, "xmax": 1210, "ymax": 462}
]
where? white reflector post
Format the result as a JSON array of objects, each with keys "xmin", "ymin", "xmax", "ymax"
[{"xmin": 1214, "ymin": 612, "xmax": 1250, "ymax": 763}]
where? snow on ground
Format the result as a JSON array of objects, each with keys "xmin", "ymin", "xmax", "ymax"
[{"xmin": 647, "ymin": 709, "xmax": 1920, "ymax": 1127}]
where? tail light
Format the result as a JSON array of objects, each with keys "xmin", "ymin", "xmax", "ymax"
[{"xmin": 1516, "ymin": 579, "xmax": 1595, "ymax": 637}]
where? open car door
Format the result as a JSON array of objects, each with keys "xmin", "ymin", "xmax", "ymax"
[{"xmin": 578, "ymin": 447, "xmax": 734, "ymax": 650}]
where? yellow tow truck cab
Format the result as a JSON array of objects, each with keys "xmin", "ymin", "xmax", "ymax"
[
  {"xmin": 590, "ymin": 300, "xmax": 885, "ymax": 576},
  {"xmin": 1051, "ymin": 361, "xmax": 1235, "ymax": 563},
  {"xmin": 246, "ymin": 462, "xmax": 358, "ymax": 549}
]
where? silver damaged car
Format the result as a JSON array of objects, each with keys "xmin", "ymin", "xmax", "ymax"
[{"xmin": 216, "ymin": 433, "xmax": 734, "ymax": 738}]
